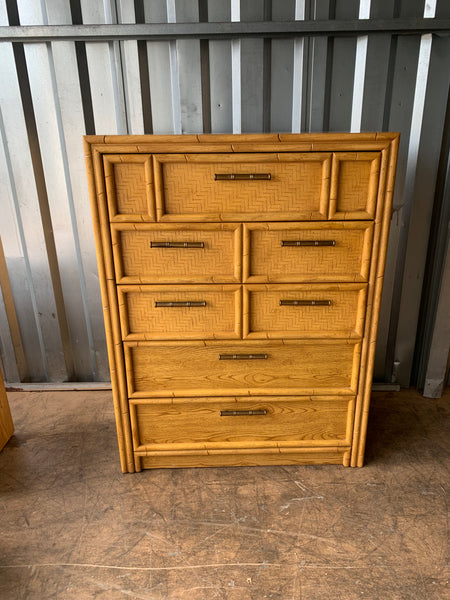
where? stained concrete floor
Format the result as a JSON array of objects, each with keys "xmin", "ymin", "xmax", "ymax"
[{"xmin": 0, "ymin": 388, "xmax": 448, "ymax": 600}]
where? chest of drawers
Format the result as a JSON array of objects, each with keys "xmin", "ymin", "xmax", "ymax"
[{"xmin": 84, "ymin": 133, "xmax": 399, "ymax": 472}]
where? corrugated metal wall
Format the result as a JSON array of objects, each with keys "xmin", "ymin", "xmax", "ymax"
[{"xmin": 0, "ymin": 0, "xmax": 449, "ymax": 387}]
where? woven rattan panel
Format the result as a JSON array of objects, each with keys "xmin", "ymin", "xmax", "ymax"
[{"xmin": 85, "ymin": 133, "xmax": 399, "ymax": 472}]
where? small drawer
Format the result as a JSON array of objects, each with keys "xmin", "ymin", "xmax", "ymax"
[
  {"xmin": 244, "ymin": 222, "xmax": 373, "ymax": 283},
  {"xmin": 118, "ymin": 285, "xmax": 241, "ymax": 340},
  {"xmin": 130, "ymin": 395, "xmax": 355, "ymax": 448},
  {"xmin": 153, "ymin": 152, "xmax": 332, "ymax": 221},
  {"xmin": 124, "ymin": 340, "xmax": 361, "ymax": 397},
  {"xmin": 104, "ymin": 155, "xmax": 156, "ymax": 221},
  {"xmin": 329, "ymin": 152, "xmax": 381, "ymax": 220},
  {"xmin": 243, "ymin": 284, "xmax": 367, "ymax": 339},
  {"xmin": 111, "ymin": 223, "xmax": 241, "ymax": 284}
]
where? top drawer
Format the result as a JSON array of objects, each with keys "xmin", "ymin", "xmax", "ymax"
[
  {"xmin": 153, "ymin": 153, "xmax": 331, "ymax": 221},
  {"xmin": 103, "ymin": 152, "xmax": 381, "ymax": 222}
]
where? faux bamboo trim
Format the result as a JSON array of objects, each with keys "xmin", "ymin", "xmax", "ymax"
[
  {"xmin": 84, "ymin": 140, "xmax": 128, "ymax": 473},
  {"xmin": 134, "ymin": 444, "xmax": 349, "ymax": 456},
  {"xmin": 90, "ymin": 146, "xmax": 135, "ymax": 473},
  {"xmin": 134, "ymin": 441, "xmax": 351, "ymax": 454},
  {"xmin": 351, "ymin": 139, "xmax": 399, "ymax": 466},
  {"xmin": 355, "ymin": 137, "xmax": 400, "ymax": 466},
  {"xmin": 83, "ymin": 132, "xmax": 400, "ymax": 471}
]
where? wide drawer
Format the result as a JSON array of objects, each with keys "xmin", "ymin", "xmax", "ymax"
[
  {"xmin": 153, "ymin": 153, "xmax": 331, "ymax": 221},
  {"xmin": 130, "ymin": 396, "xmax": 354, "ymax": 448},
  {"xmin": 111, "ymin": 223, "xmax": 241, "ymax": 284},
  {"xmin": 118, "ymin": 285, "xmax": 241, "ymax": 340},
  {"xmin": 244, "ymin": 222, "xmax": 373, "ymax": 283},
  {"xmin": 243, "ymin": 284, "xmax": 367, "ymax": 339},
  {"xmin": 124, "ymin": 340, "xmax": 361, "ymax": 397}
]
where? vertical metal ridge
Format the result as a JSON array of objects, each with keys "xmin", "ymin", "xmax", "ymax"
[
  {"xmin": 386, "ymin": 0, "xmax": 438, "ymax": 384},
  {"xmin": 231, "ymin": 0, "xmax": 241, "ymax": 134},
  {"xmin": 134, "ymin": 0, "xmax": 153, "ymax": 134},
  {"xmin": 167, "ymin": 0, "xmax": 182, "ymax": 134},
  {"xmin": 0, "ymin": 236, "xmax": 27, "ymax": 381},
  {"xmin": 70, "ymin": 0, "xmax": 95, "ymax": 134},
  {"xmin": 199, "ymin": 0, "xmax": 211, "ymax": 134},
  {"xmin": 45, "ymin": 40, "xmax": 99, "ymax": 380},
  {"xmin": 0, "ymin": 101, "xmax": 46, "ymax": 379},
  {"xmin": 262, "ymin": 0, "xmax": 272, "ymax": 133},
  {"xmin": 350, "ymin": 0, "xmax": 371, "ymax": 133},
  {"xmin": 322, "ymin": 0, "xmax": 336, "ymax": 132},
  {"xmin": 291, "ymin": 0, "xmax": 305, "ymax": 133},
  {"xmin": 414, "ymin": 84, "xmax": 450, "ymax": 387},
  {"xmin": 9, "ymin": 37, "xmax": 75, "ymax": 380}
]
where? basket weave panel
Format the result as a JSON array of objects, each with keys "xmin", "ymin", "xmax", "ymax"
[
  {"xmin": 248, "ymin": 228, "xmax": 369, "ymax": 281},
  {"xmin": 113, "ymin": 163, "xmax": 148, "ymax": 215},
  {"xmin": 118, "ymin": 228, "xmax": 238, "ymax": 282},
  {"xmin": 336, "ymin": 160, "xmax": 372, "ymax": 212},
  {"xmin": 122, "ymin": 287, "xmax": 239, "ymax": 338},
  {"xmin": 161, "ymin": 160, "xmax": 326, "ymax": 215},
  {"xmin": 247, "ymin": 287, "xmax": 363, "ymax": 336}
]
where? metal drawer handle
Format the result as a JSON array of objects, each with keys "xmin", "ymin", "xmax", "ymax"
[
  {"xmin": 281, "ymin": 240, "xmax": 336, "ymax": 247},
  {"xmin": 219, "ymin": 353, "xmax": 268, "ymax": 360},
  {"xmin": 280, "ymin": 300, "xmax": 332, "ymax": 306},
  {"xmin": 220, "ymin": 409, "xmax": 268, "ymax": 416},
  {"xmin": 155, "ymin": 301, "xmax": 206, "ymax": 308},
  {"xmin": 214, "ymin": 173, "xmax": 271, "ymax": 181},
  {"xmin": 150, "ymin": 241, "xmax": 204, "ymax": 248}
]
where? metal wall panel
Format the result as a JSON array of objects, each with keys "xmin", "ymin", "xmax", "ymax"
[{"xmin": 0, "ymin": 0, "xmax": 449, "ymax": 389}]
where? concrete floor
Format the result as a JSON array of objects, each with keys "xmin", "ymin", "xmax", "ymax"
[{"xmin": 0, "ymin": 388, "xmax": 448, "ymax": 600}]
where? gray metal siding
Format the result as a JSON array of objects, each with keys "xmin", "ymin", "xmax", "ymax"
[{"xmin": 0, "ymin": 0, "xmax": 449, "ymax": 388}]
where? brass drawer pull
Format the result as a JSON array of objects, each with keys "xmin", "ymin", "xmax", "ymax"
[
  {"xmin": 281, "ymin": 240, "xmax": 336, "ymax": 247},
  {"xmin": 154, "ymin": 301, "xmax": 206, "ymax": 308},
  {"xmin": 214, "ymin": 173, "xmax": 271, "ymax": 181},
  {"xmin": 280, "ymin": 299, "xmax": 332, "ymax": 306},
  {"xmin": 150, "ymin": 241, "xmax": 205, "ymax": 248},
  {"xmin": 220, "ymin": 409, "xmax": 268, "ymax": 416},
  {"xmin": 219, "ymin": 353, "xmax": 268, "ymax": 360}
]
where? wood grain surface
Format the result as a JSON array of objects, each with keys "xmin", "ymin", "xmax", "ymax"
[{"xmin": 84, "ymin": 132, "xmax": 400, "ymax": 471}]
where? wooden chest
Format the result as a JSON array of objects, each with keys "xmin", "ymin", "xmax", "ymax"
[{"xmin": 84, "ymin": 133, "xmax": 399, "ymax": 472}]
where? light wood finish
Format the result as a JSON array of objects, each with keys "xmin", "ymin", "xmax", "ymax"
[
  {"xmin": 154, "ymin": 152, "xmax": 332, "ymax": 221},
  {"xmin": 243, "ymin": 222, "xmax": 373, "ymax": 283},
  {"xmin": 84, "ymin": 133, "xmax": 399, "ymax": 471},
  {"xmin": 111, "ymin": 223, "xmax": 241, "ymax": 284},
  {"xmin": 329, "ymin": 152, "xmax": 381, "ymax": 219},
  {"xmin": 124, "ymin": 340, "xmax": 361, "ymax": 398},
  {"xmin": 0, "ymin": 368, "xmax": 14, "ymax": 452},
  {"xmin": 104, "ymin": 154, "xmax": 155, "ymax": 221},
  {"xmin": 243, "ymin": 283, "xmax": 367, "ymax": 339},
  {"xmin": 131, "ymin": 395, "xmax": 353, "ymax": 448},
  {"xmin": 118, "ymin": 285, "xmax": 242, "ymax": 340}
]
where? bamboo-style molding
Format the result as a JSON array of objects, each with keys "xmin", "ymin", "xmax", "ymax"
[
  {"xmin": 353, "ymin": 137, "xmax": 400, "ymax": 467},
  {"xmin": 84, "ymin": 132, "xmax": 400, "ymax": 471}
]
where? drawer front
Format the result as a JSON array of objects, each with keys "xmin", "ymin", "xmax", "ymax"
[
  {"xmin": 244, "ymin": 222, "xmax": 373, "ymax": 283},
  {"xmin": 111, "ymin": 223, "xmax": 241, "ymax": 284},
  {"xmin": 154, "ymin": 153, "xmax": 331, "ymax": 221},
  {"xmin": 329, "ymin": 152, "xmax": 381, "ymax": 219},
  {"xmin": 243, "ymin": 284, "xmax": 367, "ymax": 339},
  {"xmin": 118, "ymin": 285, "xmax": 241, "ymax": 340},
  {"xmin": 125, "ymin": 341, "xmax": 361, "ymax": 397},
  {"xmin": 104, "ymin": 155, "xmax": 155, "ymax": 221},
  {"xmin": 130, "ymin": 396, "xmax": 354, "ymax": 447}
]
